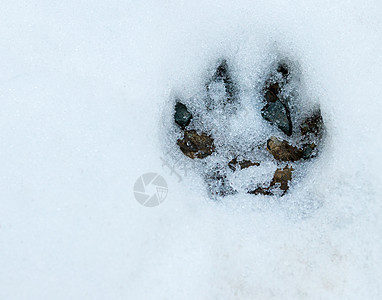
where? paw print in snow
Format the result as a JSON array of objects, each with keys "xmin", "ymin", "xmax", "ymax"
[{"xmin": 171, "ymin": 57, "xmax": 324, "ymax": 198}]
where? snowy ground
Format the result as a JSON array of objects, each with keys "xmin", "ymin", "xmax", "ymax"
[{"xmin": 0, "ymin": 1, "xmax": 382, "ymax": 299}]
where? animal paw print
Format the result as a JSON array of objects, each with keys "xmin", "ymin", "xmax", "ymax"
[{"xmin": 171, "ymin": 57, "xmax": 324, "ymax": 198}]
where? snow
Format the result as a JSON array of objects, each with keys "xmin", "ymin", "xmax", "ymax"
[{"xmin": 0, "ymin": 0, "xmax": 382, "ymax": 299}]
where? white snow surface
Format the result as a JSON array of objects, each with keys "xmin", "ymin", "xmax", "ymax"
[{"xmin": 1, "ymin": 1, "xmax": 382, "ymax": 299}]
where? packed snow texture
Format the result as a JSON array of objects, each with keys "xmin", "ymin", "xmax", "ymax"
[{"xmin": 0, "ymin": 1, "xmax": 382, "ymax": 299}]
